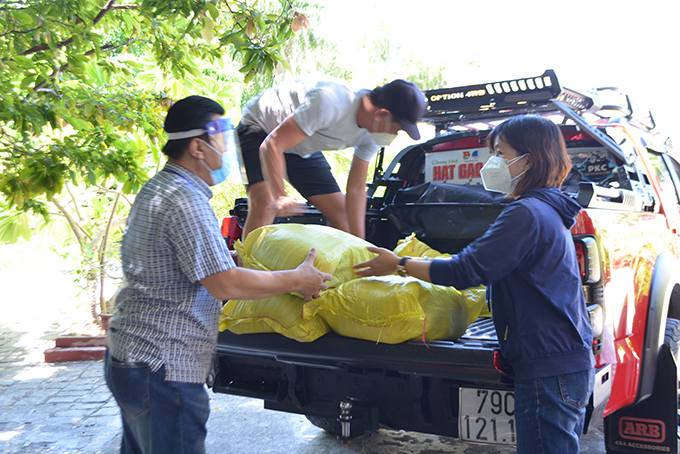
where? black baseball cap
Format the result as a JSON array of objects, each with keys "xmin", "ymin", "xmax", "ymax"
[{"xmin": 375, "ymin": 79, "xmax": 428, "ymax": 140}]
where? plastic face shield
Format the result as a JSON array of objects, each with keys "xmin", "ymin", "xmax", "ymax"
[
  {"xmin": 205, "ymin": 119, "xmax": 247, "ymax": 185},
  {"xmin": 166, "ymin": 118, "xmax": 248, "ymax": 185}
]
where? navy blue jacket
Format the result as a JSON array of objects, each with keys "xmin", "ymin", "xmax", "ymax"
[{"xmin": 429, "ymin": 188, "xmax": 594, "ymax": 379}]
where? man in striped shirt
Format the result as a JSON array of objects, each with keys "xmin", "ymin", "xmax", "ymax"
[{"xmin": 105, "ymin": 96, "xmax": 332, "ymax": 454}]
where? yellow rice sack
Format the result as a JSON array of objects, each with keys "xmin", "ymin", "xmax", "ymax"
[
  {"xmin": 470, "ymin": 286, "xmax": 492, "ymax": 318},
  {"xmin": 219, "ymin": 292, "xmax": 330, "ymax": 342},
  {"xmin": 234, "ymin": 224, "xmax": 376, "ymax": 288},
  {"xmin": 421, "ymin": 284, "xmax": 487, "ymax": 339},
  {"xmin": 221, "ymin": 230, "xmax": 489, "ymax": 344},
  {"xmin": 303, "ymin": 276, "xmax": 425, "ymax": 344},
  {"xmin": 394, "ymin": 235, "xmax": 491, "ymax": 318},
  {"xmin": 304, "ymin": 276, "xmax": 487, "ymax": 344},
  {"xmin": 393, "ymin": 233, "xmax": 451, "ymax": 259}
]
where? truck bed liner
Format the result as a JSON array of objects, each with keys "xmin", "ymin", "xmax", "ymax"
[{"xmin": 215, "ymin": 317, "xmax": 501, "ymax": 382}]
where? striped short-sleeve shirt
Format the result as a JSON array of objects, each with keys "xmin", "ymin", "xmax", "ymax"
[{"xmin": 108, "ymin": 162, "xmax": 235, "ymax": 383}]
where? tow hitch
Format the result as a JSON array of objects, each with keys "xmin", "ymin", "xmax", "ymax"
[
  {"xmin": 338, "ymin": 400, "xmax": 353, "ymax": 443},
  {"xmin": 334, "ymin": 397, "xmax": 379, "ymax": 443}
]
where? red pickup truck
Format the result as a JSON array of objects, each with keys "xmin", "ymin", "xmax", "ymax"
[{"xmin": 214, "ymin": 70, "xmax": 680, "ymax": 453}]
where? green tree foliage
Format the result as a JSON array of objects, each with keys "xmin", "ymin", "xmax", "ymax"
[
  {"xmin": 0, "ymin": 0, "xmax": 303, "ymax": 217},
  {"xmin": 0, "ymin": 0, "xmax": 306, "ymax": 317},
  {"xmin": 0, "ymin": 0, "xmax": 462, "ymax": 320}
]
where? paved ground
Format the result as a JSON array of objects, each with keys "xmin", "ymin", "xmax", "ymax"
[{"xmin": 0, "ymin": 241, "xmax": 607, "ymax": 453}]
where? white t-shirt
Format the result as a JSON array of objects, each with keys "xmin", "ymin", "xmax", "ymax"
[{"xmin": 240, "ymin": 76, "xmax": 379, "ymax": 162}]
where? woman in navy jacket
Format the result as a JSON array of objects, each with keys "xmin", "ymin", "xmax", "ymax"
[{"xmin": 354, "ymin": 115, "xmax": 595, "ymax": 454}]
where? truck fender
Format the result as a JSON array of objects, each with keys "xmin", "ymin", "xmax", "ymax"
[{"xmin": 635, "ymin": 250, "xmax": 680, "ymax": 403}]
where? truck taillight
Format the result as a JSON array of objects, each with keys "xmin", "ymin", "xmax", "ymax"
[
  {"xmin": 222, "ymin": 216, "xmax": 242, "ymax": 250},
  {"xmin": 573, "ymin": 237, "xmax": 601, "ymax": 285},
  {"xmin": 575, "ymin": 236, "xmax": 604, "ymax": 356},
  {"xmin": 575, "ymin": 242, "xmax": 586, "ymax": 281}
]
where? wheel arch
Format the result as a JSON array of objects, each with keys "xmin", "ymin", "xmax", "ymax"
[{"xmin": 635, "ymin": 250, "xmax": 680, "ymax": 403}]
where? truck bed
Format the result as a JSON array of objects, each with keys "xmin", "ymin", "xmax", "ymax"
[
  {"xmin": 212, "ymin": 317, "xmax": 508, "ymax": 438},
  {"xmin": 214, "ymin": 317, "xmax": 503, "ymax": 387}
]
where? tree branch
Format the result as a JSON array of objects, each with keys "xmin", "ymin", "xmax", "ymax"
[
  {"xmin": 32, "ymin": 36, "xmax": 137, "ymax": 93},
  {"xmin": 92, "ymin": 0, "xmax": 117, "ymax": 26},
  {"xmin": 50, "ymin": 196, "xmax": 87, "ymax": 248},
  {"xmin": 16, "ymin": 2, "xmax": 138, "ymax": 57},
  {"xmin": 91, "ymin": 218, "xmax": 125, "ymax": 252},
  {"xmin": 65, "ymin": 184, "xmax": 83, "ymax": 222},
  {"xmin": 0, "ymin": 25, "xmax": 42, "ymax": 37},
  {"xmin": 17, "ymin": 37, "xmax": 72, "ymax": 57}
]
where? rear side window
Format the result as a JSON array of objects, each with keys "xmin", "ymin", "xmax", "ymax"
[{"xmin": 648, "ymin": 152, "xmax": 680, "ymax": 208}]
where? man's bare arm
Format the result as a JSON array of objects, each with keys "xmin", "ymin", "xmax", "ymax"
[
  {"xmin": 345, "ymin": 155, "xmax": 370, "ymax": 239},
  {"xmin": 260, "ymin": 114, "xmax": 308, "ymax": 202}
]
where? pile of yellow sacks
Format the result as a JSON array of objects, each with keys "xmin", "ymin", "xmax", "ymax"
[{"xmin": 219, "ymin": 224, "xmax": 489, "ymax": 344}]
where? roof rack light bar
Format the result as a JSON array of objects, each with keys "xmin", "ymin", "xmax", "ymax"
[
  {"xmin": 424, "ymin": 70, "xmax": 561, "ymax": 115},
  {"xmin": 423, "ymin": 70, "xmax": 597, "ymax": 124}
]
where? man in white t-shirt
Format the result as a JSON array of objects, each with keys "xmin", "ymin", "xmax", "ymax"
[{"xmin": 237, "ymin": 76, "xmax": 427, "ymax": 239}]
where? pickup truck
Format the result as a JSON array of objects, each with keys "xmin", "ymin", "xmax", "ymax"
[{"xmin": 212, "ymin": 70, "xmax": 680, "ymax": 453}]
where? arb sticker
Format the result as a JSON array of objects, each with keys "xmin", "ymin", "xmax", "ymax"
[{"xmin": 619, "ymin": 416, "xmax": 665, "ymax": 443}]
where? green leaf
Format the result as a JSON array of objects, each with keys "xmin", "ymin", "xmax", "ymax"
[
  {"xmin": 0, "ymin": 211, "xmax": 33, "ymax": 243},
  {"xmin": 141, "ymin": 122, "xmax": 156, "ymax": 135},
  {"xmin": 12, "ymin": 191, "xmax": 25, "ymax": 210},
  {"xmin": 244, "ymin": 69, "xmax": 255, "ymax": 84},
  {"xmin": 185, "ymin": 65, "xmax": 202, "ymax": 78},
  {"xmin": 87, "ymin": 170, "xmax": 96, "ymax": 185},
  {"xmin": 67, "ymin": 55, "xmax": 85, "ymax": 75},
  {"xmin": 12, "ymin": 56, "xmax": 35, "ymax": 69},
  {"xmin": 64, "ymin": 116, "xmax": 93, "ymax": 131},
  {"xmin": 239, "ymin": 54, "xmax": 258, "ymax": 73},
  {"xmin": 13, "ymin": 10, "xmax": 35, "ymax": 27},
  {"xmin": 255, "ymin": 15, "xmax": 266, "ymax": 33},
  {"xmin": 279, "ymin": 57, "xmax": 291, "ymax": 71},
  {"xmin": 206, "ymin": 2, "xmax": 219, "ymax": 20},
  {"xmin": 203, "ymin": 16, "xmax": 215, "ymax": 31},
  {"xmin": 20, "ymin": 74, "xmax": 36, "ymax": 89},
  {"xmin": 123, "ymin": 13, "xmax": 132, "ymax": 30}
]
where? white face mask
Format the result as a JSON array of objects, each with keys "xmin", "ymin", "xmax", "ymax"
[
  {"xmin": 370, "ymin": 116, "xmax": 397, "ymax": 146},
  {"xmin": 480, "ymin": 154, "xmax": 528, "ymax": 194}
]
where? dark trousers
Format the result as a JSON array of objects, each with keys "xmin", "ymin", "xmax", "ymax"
[
  {"xmin": 104, "ymin": 349, "xmax": 210, "ymax": 454},
  {"xmin": 514, "ymin": 368, "xmax": 595, "ymax": 454}
]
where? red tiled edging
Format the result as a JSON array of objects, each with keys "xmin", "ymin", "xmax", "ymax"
[
  {"xmin": 55, "ymin": 335, "xmax": 108, "ymax": 348},
  {"xmin": 44, "ymin": 335, "xmax": 108, "ymax": 363},
  {"xmin": 44, "ymin": 346, "xmax": 105, "ymax": 363}
]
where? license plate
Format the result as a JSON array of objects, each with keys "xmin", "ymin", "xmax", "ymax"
[{"xmin": 459, "ymin": 387, "xmax": 516, "ymax": 445}]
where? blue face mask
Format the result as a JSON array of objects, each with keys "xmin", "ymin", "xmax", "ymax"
[
  {"xmin": 165, "ymin": 118, "xmax": 247, "ymax": 186},
  {"xmin": 199, "ymin": 139, "xmax": 229, "ymax": 186}
]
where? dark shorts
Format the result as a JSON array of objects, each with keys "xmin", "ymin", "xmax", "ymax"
[{"xmin": 237, "ymin": 123, "xmax": 341, "ymax": 199}]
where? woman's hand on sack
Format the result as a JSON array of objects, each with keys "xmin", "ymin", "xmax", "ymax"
[
  {"xmin": 353, "ymin": 247, "xmax": 400, "ymax": 277},
  {"xmin": 296, "ymin": 248, "xmax": 333, "ymax": 302}
]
